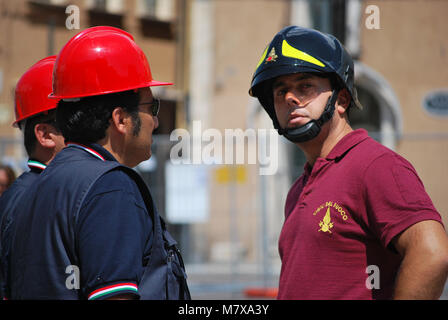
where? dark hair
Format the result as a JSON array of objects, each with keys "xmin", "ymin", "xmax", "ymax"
[
  {"xmin": 56, "ymin": 90, "xmax": 141, "ymax": 144},
  {"xmin": 22, "ymin": 110, "xmax": 59, "ymax": 157}
]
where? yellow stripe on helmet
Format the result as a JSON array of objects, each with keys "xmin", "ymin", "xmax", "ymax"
[
  {"xmin": 281, "ymin": 40, "xmax": 325, "ymax": 67},
  {"xmin": 255, "ymin": 46, "xmax": 268, "ymax": 70}
]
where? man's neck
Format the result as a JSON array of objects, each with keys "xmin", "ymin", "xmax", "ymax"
[
  {"xmin": 31, "ymin": 149, "xmax": 56, "ymax": 166},
  {"xmin": 97, "ymin": 136, "xmax": 137, "ymax": 167},
  {"xmin": 97, "ymin": 138, "xmax": 124, "ymax": 164},
  {"xmin": 297, "ymin": 121, "xmax": 353, "ymax": 167}
]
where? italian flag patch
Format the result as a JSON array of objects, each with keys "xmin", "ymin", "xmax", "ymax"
[{"xmin": 88, "ymin": 282, "xmax": 138, "ymax": 300}]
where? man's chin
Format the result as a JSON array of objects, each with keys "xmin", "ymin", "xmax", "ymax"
[{"xmin": 286, "ymin": 118, "xmax": 311, "ymax": 129}]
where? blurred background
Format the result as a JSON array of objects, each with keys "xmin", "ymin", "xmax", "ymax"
[{"xmin": 0, "ymin": 0, "xmax": 447, "ymax": 299}]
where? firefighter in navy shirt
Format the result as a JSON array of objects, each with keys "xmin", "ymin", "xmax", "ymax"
[
  {"xmin": 0, "ymin": 56, "xmax": 65, "ymax": 299},
  {"xmin": 8, "ymin": 27, "xmax": 190, "ymax": 300}
]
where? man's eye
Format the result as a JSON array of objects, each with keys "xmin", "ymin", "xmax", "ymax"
[
  {"xmin": 275, "ymin": 89, "xmax": 287, "ymax": 96},
  {"xmin": 301, "ymin": 83, "xmax": 313, "ymax": 89}
]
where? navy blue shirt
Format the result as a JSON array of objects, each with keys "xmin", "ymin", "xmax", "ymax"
[
  {"xmin": 0, "ymin": 160, "xmax": 46, "ymax": 299},
  {"xmin": 77, "ymin": 165, "xmax": 153, "ymax": 299},
  {"xmin": 8, "ymin": 144, "xmax": 153, "ymax": 299}
]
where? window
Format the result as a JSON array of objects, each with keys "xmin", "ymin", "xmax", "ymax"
[
  {"xmin": 86, "ymin": 0, "xmax": 124, "ymax": 28},
  {"xmin": 309, "ymin": 0, "xmax": 346, "ymax": 43},
  {"xmin": 136, "ymin": 0, "xmax": 175, "ymax": 21},
  {"xmin": 28, "ymin": 0, "xmax": 67, "ymax": 6},
  {"xmin": 32, "ymin": 0, "xmax": 67, "ymax": 5},
  {"xmin": 85, "ymin": 0, "xmax": 124, "ymax": 14}
]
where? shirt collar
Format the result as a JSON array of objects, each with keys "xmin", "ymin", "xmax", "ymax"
[
  {"xmin": 325, "ymin": 129, "xmax": 370, "ymax": 161},
  {"xmin": 27, "ymin": 159, "xmax": 47, "ymax": 173},
  {"xmin": 302, "ymin": 129, "xmax": 370, "ymax": 174},
  {"xmin": 65, "ymin": 142, "xmax": 117, "ymax": 162}
]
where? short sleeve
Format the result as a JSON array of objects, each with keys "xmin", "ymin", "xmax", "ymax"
[
  {"xmin": 363, "ymin": 153, "xmax": 443, "ymax": 248},
  {"xmin": 76, "ymin": 170, "xmax": 152, "ymax": 300}
]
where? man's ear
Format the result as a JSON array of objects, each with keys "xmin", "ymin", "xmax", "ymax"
[
  {"xmin": 336, "ymin": 88, "xmax": 351, "ymax": 115},
  {"xmin": 34, "ymin": 123, "xmax": 57, "ymax": 148},
  {"xmin": 110, "ymin": 107, "xmax": 128, "ymax": 134}
]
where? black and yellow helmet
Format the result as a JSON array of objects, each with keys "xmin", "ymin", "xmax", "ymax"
[{"xmin": 249, "ymin": 26, "xmax": 362, "ymax": 142}]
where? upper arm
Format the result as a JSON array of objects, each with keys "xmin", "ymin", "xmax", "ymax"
[
  {"xmin": 392, "ymin": 220, "xmax": 448, "ymax": 300},
  {"xmin": 393, "ymin": 220, "xmax": 448, "ymax": 259},
  {"xmin": 363, "ymin": 153, "xmax": 444, "ymax": 249},
  {"xmin": 76, "ymin": 170, "xmax": 152, "ymax": 300}
]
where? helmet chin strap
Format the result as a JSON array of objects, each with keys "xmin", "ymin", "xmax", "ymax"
[{"xmin": 277, "ymin": 89, "xmax": 340, "ymax": 143}]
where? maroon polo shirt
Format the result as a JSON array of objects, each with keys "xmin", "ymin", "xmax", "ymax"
[{"xmin": 278, "ymin": 129, "xmax": 443, "ymax": 300}]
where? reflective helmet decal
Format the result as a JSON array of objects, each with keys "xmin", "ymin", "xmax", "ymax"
[
  {"xmin": 265, "ymin": 47, "xmax": 278, "ymax": 63},
  {"xmin": 281, "ymin": 40, "xmax": 325, "ymax": 68},
  {"xmin": 255, "ymin": 46, "xmax": 268, "ymax": 70}
]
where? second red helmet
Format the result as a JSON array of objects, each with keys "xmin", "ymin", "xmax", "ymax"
[
  {"xmin": 49, "ymin": 26, "xmax": 172, "ymax": 100},
  {"xmin": 14, "ymin": 56, "xmax": 58, "ymax": 127}
]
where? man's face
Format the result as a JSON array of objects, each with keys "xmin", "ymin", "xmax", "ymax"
[
  {"xmin": 123, "ymin": 87, "xmax": 159, "ymax": 167},
  {"xmin": 272, "ymin": 73, "xmax": 332, "ymax": 129}
]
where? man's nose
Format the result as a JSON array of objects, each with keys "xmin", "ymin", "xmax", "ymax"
[
  {"xmin": 153, "ymin": 115, "xmax": 159, "ymax": 130},
  {"xmin": 285, "ymin": 91, "xmax": 301, "ymax": 106}
]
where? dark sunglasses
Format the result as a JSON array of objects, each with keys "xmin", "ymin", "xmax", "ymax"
[{"xmin": 138, "ymin": 98, "xmax": 160, "ymax": 116}]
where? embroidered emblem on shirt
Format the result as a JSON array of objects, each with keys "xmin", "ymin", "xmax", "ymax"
[
  {"xmin": 313, "ymin": 201, "xmax": 350, "ymax": 234},
  {"xmin": 318, "ymin": 207, "xmax": 334, "ymax": 233}
]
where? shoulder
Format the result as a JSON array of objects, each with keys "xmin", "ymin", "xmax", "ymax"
[
  {"xmin": 76, "ymin": 168, "xmax": 150, "ymax": 231},
  {"xmin": 92, "ymin": 168, "xmax": 137, "ymax": 192},
  {"xmin": 354, "ymin": 136, "xmax": 393, "ymax": 160},
  {"xmin": 361, "ymin": 143, "xmax": 434, "ymax": 209},
  {"xmin": 4, "ymin": 171, "xmax": 38, "ymax": 190},
  {"xmin": 345, "ymin": 136, "xmax": 410, "ymax": 174},
  {"xmin": 357, "ymin": 140, "xmax": 426, "ymax": 191},
  {"xmin": 361, "ymin": 142, "xmax": 418, "ymax": 179},
  {"xmin": 82, "ymin": 168, "xmax": 144, "ymax": 207},
  {"xmin": 0, "ymin": 171, "xmax": 38, "ymax": 209},
  {"xmin": 0, "ymin": 171, "xmax": 40, "ymax": 238}
]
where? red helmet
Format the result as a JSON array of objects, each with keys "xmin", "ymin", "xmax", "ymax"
[
  {"xmin": 14, "ymin": 56, "xmax": 58, "ymax": 127},
  {"xmin": 49, "ymin": 26, "xmax": 172, "ymax": 100}
]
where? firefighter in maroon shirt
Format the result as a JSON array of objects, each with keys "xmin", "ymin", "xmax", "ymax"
[{"xmin": 249, "ymin": 26, "xmax": 448, "ymax": 299}]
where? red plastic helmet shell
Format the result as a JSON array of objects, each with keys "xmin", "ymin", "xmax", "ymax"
[
  {"xmin": 49, "ymin": 26, "xmax": 172, "ymax": 100},
  {"xmin": 13, "ymin": 55, "xmax": 58, "ymax": 127}
]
